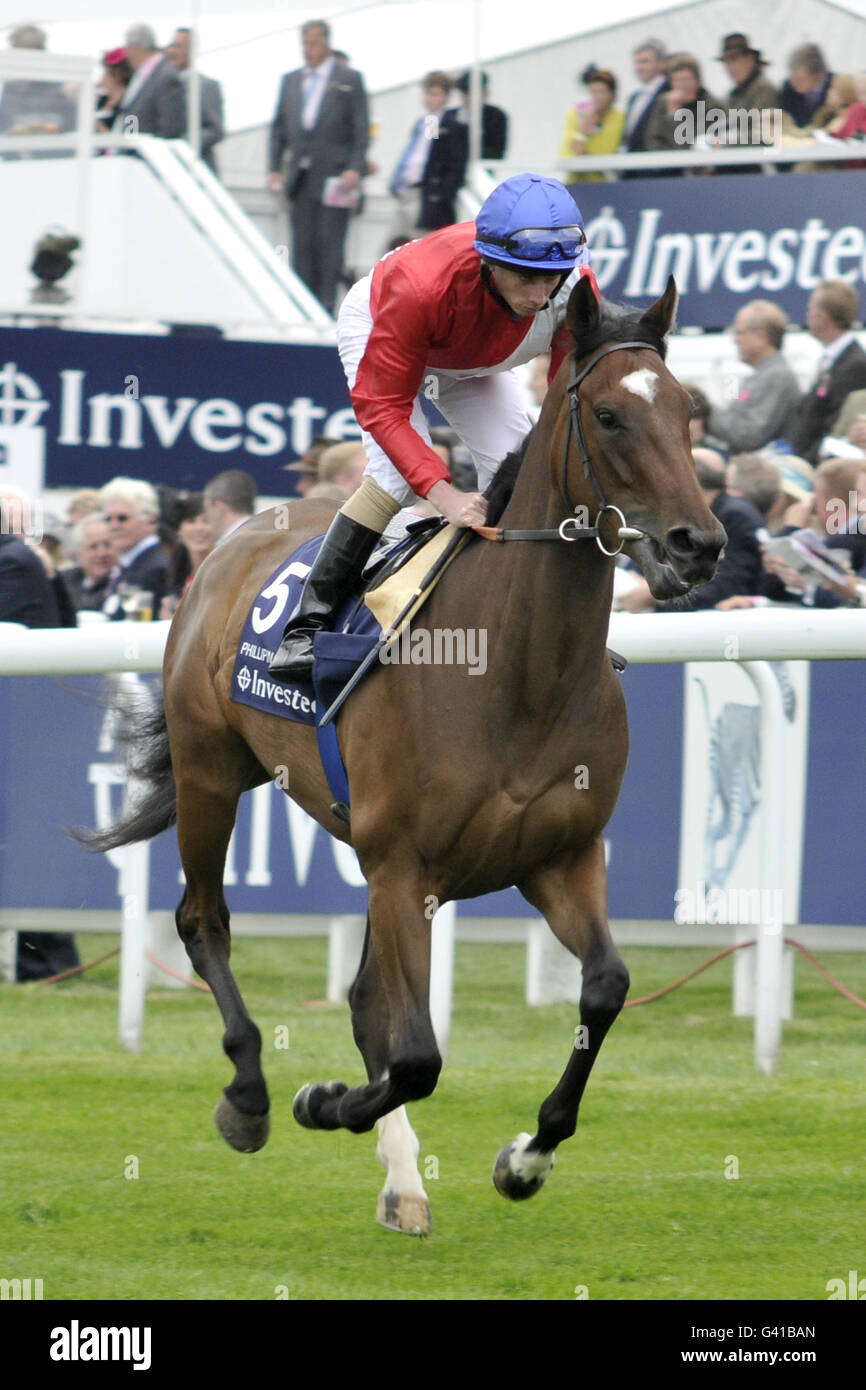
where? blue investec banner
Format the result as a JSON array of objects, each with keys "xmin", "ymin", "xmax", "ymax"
[
  {"xmin": 0, "ymin": 327, "xmax": 354, "ymax": 494},
  {"xmin": 575, "ymin": 172, "xmax": 866, "ymax": 329},
  {"xmin": 1, "ymin": 664, "xmax": 863, "ymax": 925}
]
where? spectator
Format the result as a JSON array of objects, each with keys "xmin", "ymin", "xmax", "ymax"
[
  {"xmin": 725, "ymin": 453, "xmax": 781, "ymax": 521},
  {"xmin": 115, "ymin": 24, "xmax": 185, "ymax": 139},
  {"xmin": 828, "ymin": 71, "xmax": 866, "ymax": 140},
  {"xmin": 716, "ymin": 33, "xmax": 779, "ymax": 151},
  {"xmin": 316, "ymin": 441, "xmax": 367, "ymax": 498},
  {"xmin": 388, "ymin": 72, "xmax": 467, "ymax": 238},
  {"xmin": 0, "ymin": 484, "xmax": 62, "ymax": 626},
  {"xmin": 682, "ymin": 383, "xmax": 728, "ymax": 454},
  {"xmin": 95, "ymin": 48, "xmax": 132, "ymax": 132},
  {"xmin": 761, "ymin": 453, "xmax": 815, "ymax": 534},
  {"xmin": 784, "ymin": 281, "xmax": 866, "ymax": 463},
  {"xmin": 202, "ymin": 468, "xmax": 256, "ymax": 543},
  {"xmin": 66, "ymin": 489, "xmax": 103, "ymax": 526},
  {"xmin": 61, "ymin": 515, "xmax": 116, "ymax": 612},
  {"xmin": 98, "ymin": 477, "xmax": 169, "ymax": 617},
  {"xmin": 0, "ymin": 491, "xmax": 80, "ymax": 982},
  {"xmin": 453, "ymin": 70, "xmax": 508, "ymax": 159},
  {"xmin": 267, "ymin": 19, "xmax": 369, "ymax": 316},
  {"xmin": 561, "ymin": 66, "xmax": 625, "ymax": 182},
  {"xmin": 780, "ymin": 43, "xmax": 832, "ymax": 130},
  {"xmin": 282, "ymin": 434, "xmax": 339, "ymax": 496},
  {"xmin": 747, "ymin": 459, "xmax": 866, "ymax": 607},
  {"xmin": 0, "ymin": 22, "xmax": 76, "ymax": 140},
  {"xmin": 618, "ymin": 448, "xmax": 767, "ymax": 611},
  {"xmin": 645, "ymin": 54, "xmax": 717, "ymax": 166},
  {"xmin": 832, "ymin": 387, "xmax": 866, "ymax": 448},
  {"xmin": 165, "ymin": 27, "xmax": 224, "ymax": 174},
  {"xmin": 620, "ymin": 38, "xmax": 668, "ymax": 173},
  {"xmin": 159, "ymin": 493, "xmax": 214, "ymax": 616},
  {"xmin": 710, "ymin": 301, "xmax": 801, "ymax": 453}
]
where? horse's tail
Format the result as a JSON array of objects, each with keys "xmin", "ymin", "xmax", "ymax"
[{"xmin": 71, "ymin": 690, "xmax": 177, "ymax": 852}]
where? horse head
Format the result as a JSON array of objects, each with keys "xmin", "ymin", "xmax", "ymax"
[{"xmin": 559, "ymin": 274, "xmax": 726, "ymax": 601}]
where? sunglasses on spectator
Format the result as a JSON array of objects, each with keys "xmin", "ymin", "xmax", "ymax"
[{"xmin": 103, "ymin": 512, "xmax": 135, "ymax": 522}]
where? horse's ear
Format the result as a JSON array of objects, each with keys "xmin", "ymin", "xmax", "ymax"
[
  {"xmin": 640, "ymin": 275, "xmax": 678, "ymax": 338},
  {"xmin": 566, "ymin": 273, "xmax": 600, "ymax": 340}
]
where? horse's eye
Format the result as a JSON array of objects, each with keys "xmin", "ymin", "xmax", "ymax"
[{"xmin": 595, "ymin": 408, "xmax": 619, "ymax": 430}]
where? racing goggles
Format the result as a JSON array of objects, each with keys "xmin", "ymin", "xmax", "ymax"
[{"xmin": 482, "ymin": 225, "xmax": 587, "ymax": 261}]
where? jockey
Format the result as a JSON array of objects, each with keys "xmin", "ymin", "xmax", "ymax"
[{"xmin": 270, "ymin": 171, "xmax": 597, "ymax": 679}]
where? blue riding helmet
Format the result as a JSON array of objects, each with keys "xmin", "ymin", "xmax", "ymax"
[{"xmin": 474, "ymin": 174, "xmax": 586, "ymax": 271}]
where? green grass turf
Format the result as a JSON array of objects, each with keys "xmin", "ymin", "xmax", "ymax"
[{"xmin": 1, "ymin": 934, "xmax": 864, "ymax": 1301}]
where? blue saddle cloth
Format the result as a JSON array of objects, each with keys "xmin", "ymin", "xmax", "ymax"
[{"xmin": 230, "ymin": 532, "xmax": 405, "ymax": 809}]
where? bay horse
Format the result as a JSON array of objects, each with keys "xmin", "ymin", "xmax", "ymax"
[{"xmin": 85, "ymin": 275, "xmax": 725, "ymax": 1236}]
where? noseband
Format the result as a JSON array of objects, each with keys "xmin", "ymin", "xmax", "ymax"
[{"xmin": 475, "ymin": 339, "xmax": 661, "ymax": 555}]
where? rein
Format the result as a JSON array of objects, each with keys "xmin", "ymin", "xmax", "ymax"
[{"xmin": 474, "ymin": 339, "xmax": 662, "ymax": 556}]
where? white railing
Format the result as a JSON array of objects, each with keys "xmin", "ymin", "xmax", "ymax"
[{"xmin": 2, "ymin": 609, "xmax": 865, "ymax": 1072}]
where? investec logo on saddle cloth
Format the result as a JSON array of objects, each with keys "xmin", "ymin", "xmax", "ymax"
[{"xmin": 230, "ymin": 535, "xmax": 381, "ymax": 725}]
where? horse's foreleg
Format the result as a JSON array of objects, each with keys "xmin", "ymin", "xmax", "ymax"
[
  {"xmin": 174, "ymin": 773, "xmax": 270, "ymax": 1153},
  {"xmin": 342, "ymin": 915, "xmax": 432, "ymax": 1234},
  {"xmin": 294, "ymin": 872, "xmax": 441, "ymax": 1146},
  {"xmin": 496, "ymin": 840, "xmax": 629, "ymax": 1200}
]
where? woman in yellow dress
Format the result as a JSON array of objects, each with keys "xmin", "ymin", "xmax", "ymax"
[{"xmin": 561, "ymin": 66, "xmax": 625, "ymax": 182}]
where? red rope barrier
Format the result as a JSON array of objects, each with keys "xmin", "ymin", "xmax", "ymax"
[{"xmin": 23, "ymin": 933, "xmax": 866, "ymax": 1013}]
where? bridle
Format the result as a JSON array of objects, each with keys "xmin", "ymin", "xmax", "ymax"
[{"xmin": 474, "ymin": 339, "xmax": 662, "ymax": 556}]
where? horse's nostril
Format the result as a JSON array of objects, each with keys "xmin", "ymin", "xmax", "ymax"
[{"xmin": 665, "ymin": 525, "xmax": 724, "ymax": 562}]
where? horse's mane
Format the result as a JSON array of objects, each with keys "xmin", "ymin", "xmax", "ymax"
[
  {"xmin": 484, "ymin": 432, "xmax": 531, "ymax": 525},
  {"xmin": 481, "ymin": 297, "xmax": 670, "ymax": 523},
  {"xmin": 571, "ymin": 298, "xmax": 669, "ymax": 364}
]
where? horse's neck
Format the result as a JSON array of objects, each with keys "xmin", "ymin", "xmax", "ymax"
[{"xmin": 445, "ymin": 437, "xmax": 615, "ymax": 712}]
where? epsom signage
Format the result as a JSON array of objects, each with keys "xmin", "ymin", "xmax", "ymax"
[
  {"xmin": 577, "ymin": 172, "xmax": 866, "ymax": 329},
  {"xmin": 0, "ymin": 328, "xmax": 356, "ymax": 494}
]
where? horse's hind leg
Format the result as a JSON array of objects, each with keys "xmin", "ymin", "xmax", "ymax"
[
  {"xmin": 173, "ymin": 757, "xmax": 270, "ymax": 1153},
  {"xmin": 496, "ymin": 839, "xmax": 629, "ymax": 1201},
  {"xmin": 349, "ymin": 916, "xmax": 432, "ymax": 1236}
]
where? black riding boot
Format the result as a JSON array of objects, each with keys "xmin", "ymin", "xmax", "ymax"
[{"xmin": 268, "ymin": 512, "xmax": 381, "ymax": 680}]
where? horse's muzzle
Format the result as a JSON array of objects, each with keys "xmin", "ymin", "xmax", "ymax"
[{"xmin": 632, "ymin": 521, "xmax": 726, "ymax": 599}]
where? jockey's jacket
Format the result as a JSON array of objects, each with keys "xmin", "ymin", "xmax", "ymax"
[{"xmin": 349, "ymin": 221, "xmax": 599, "ymax": 498}]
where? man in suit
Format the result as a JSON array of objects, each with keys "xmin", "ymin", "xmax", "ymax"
[
  {"xmin": 620, "ymin": 38, "xmax": 668, "ymax": 176},
  {"xmin": 786, "ymin": 282, "xmax": 866, "ymax": 464},
  {"xmin": 267, "ymin": 19, "xmax": 369, "ymax": 316},
  {"xmin": 166, "ymin": 27, "xmax": 224, "ymax": 174},
  {"xmin": 97, "ymin": 477, "xmax": 168, "ymax": 618},
  {"xmin": 453, "ymin": 71, "xmax": 508, "ymax": 160},
  {"xmin": 780, "ymin": 42, "xmax": 833, "ymax": 129},
  {"xmin": 117, "ymin": 23, "xmax": 185, "ymax": 139},
  {"xmin": 0, "ymin": 487, "xmax": 81, "ymax": 982},
  {"xmin": 710, "ymin": 300, "xmax": 802, "ymax": 454},
  {"xmin": 389, "ymin": 72, "xmax": 468, "ymax": 238}
]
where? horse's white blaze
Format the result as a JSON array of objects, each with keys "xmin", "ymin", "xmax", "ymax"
[
  {"xmin": 509, "ymin": 1131, "xmax": 554, "ymax": 1183},
  {"xmin": 620, "ymin": 368, "xmax": 658, "ymax": 403},
  {"xmin": 377, "ymin": 1106, "xmax": 427, "ymax": 1198}
]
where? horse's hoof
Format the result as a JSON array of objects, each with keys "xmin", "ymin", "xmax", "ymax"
[
  {"xmin": 376, "ymin": 1190, "xmax": 433, "ymax": 1237},
  {"xmin": 214, "ymin": 1092, "xmax": 270, "ymax": 1153},
  {"xmin": 493, "ymin": 1132, "xmax": 554, "ymax": 1201},
  {"xmin": 292, "ymin": 1079, "xmax": 348, "ymax": 1130}
]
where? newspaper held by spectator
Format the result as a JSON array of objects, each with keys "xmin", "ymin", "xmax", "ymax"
[{"xmin": 764, "ymin": 529, "xmax": 853, "ymax": 587}]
